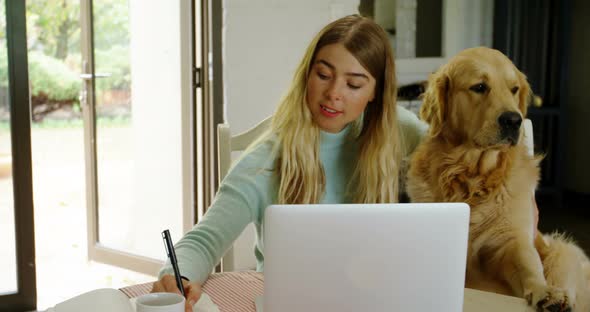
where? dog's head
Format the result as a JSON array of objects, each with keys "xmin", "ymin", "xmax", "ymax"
[{"xmin": 420, "ymin": 47, "xmax": 530, "ymax": 147}]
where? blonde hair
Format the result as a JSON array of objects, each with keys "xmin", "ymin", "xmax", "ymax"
[{"xmin": 265, "ymin": 15, "xmax": 403, "ymax": 204}]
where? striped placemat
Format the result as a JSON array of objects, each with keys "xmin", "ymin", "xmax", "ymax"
[
  {"xmin": 120, "ymin": 281, "xmax": 154, "ymax": 298},
  {"xmin": 120, "ymin": 271, "xmax": 264, "ymax": 312}
]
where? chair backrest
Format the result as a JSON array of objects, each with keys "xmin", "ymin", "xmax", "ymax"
[
  {"xmin": 217, "ymin": 116, "xmax": 272, "ymax": 183},
  {"xmin": 216, "ymin": 116, "xmax": 272, "ymax": 272},
  {"xmin": 523, "ymin": 118, "xmax": 534, "ymax": 156}
]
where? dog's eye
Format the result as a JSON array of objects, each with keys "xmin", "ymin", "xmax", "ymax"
[
  {"xmin": 511, "ymin": 86, "xmax": 519, "ymax": 94},
  {"xmin": 469, "ymin": 83, "xmax": 488, "ymax": 94}
]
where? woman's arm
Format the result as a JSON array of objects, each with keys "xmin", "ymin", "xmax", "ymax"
[{"xmin": 158, "ymin": 140, "xmax": 277, "ymax": 284}]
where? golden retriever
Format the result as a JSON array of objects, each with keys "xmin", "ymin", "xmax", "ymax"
[{"xmin": 407, "ymin": 47, "xmax": 590, "ymax": 311}]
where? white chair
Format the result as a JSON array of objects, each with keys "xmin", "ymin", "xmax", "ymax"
[
  {"xmin": 523, "ymin": 119, "xmax": 534, "ymax": 156},
  {"xmin": 216, "ymin": 116, "xmax": 272, "ymax": 272}
]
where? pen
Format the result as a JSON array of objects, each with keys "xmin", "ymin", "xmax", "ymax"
[{"xmin": 162, "ymin": 229, "xmax": 186, "ymax": 297}]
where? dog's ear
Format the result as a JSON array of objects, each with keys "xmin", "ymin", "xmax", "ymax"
[
  {"xmin": 517, "ymin": 70, "xmax": 531, "ymax": 117},
  {"xmin": 420, "ymin": 69, "xmax": 449, "ymax": 137}
]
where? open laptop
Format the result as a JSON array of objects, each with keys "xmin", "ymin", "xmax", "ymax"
[{"xmin": 262, "ymin": 203, "xmax": 470, "ymax": 312}]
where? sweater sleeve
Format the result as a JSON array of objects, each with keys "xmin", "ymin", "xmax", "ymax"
[
  {"xmin": 397, "ymin": 105, "xmax": 428, "ymax": 157},
  {"xmin": 158, "ymin": 140, "xmax": 277, "ymax": 284}
]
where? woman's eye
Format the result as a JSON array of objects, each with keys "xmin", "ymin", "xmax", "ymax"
[
  {"xmin": 511, "ymin": 86, "xmax": 519, "ymax": 94},
  {"xmin": 317, "ymin": 72, "xmax": 330, "ymax": 80},
  {"xmin": 348, "ymin": 83, "xmax": 361, "ymax": 90},
  {"xmin": 469, "ymin": 83, "xmax": 488, "ymax": 94}
]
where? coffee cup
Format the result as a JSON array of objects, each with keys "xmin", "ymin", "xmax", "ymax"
[{"xmin": 135, "ymin": 292, "xmax": 185, "ymax": 312}]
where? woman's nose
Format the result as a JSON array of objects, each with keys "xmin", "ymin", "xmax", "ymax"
[{"xmin": 325, "ymin": 81, "xmax": 343, "ymax": 101}]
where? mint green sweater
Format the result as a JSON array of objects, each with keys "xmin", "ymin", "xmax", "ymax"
[{"xmin": 159, "ymin": 107, "xmax": 427, "ymax": 284}]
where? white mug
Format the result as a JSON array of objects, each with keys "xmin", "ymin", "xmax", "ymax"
[{"xmin": 135, "ymin": 292, "xmax": 185, "ymax": 312}]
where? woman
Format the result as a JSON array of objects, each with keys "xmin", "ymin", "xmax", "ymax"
[{"xmin": 153, "ymin": 14, "xmax": 427, "ymax": 311}]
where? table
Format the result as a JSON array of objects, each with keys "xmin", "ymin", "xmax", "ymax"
[
  {"xmin": 121, "ymin": 271, "xmax": 263, "ymax": 311},
  {"xmin": 119, "ymin": 271, "xmax": 533, "ymax": 312}
]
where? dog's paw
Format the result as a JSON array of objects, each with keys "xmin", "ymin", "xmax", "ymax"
[{"xmin": 524, "ymin": 285, "xmax": 572, "ymax": 312}]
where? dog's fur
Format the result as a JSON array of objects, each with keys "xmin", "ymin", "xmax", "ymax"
[{"xmin": 407, "ymin": 47, "xmax": 590, "ymax": 311}]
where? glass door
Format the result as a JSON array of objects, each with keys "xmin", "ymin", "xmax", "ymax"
[
  {"xmin": 80, "ymin": 0, "xmax": 197, "ymax": 275},
  {"xmin": 0, "ymin": 1, "xmax": 37, "ymax": 310}
]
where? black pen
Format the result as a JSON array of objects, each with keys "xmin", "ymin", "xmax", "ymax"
[{"xmin": 162, "ymin": 229, "xmax": 186, "ymax": 297}]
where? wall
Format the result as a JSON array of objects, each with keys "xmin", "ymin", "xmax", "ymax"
[
  {"xmin": 122, "ymin": 0, "xmax": 190, "ymax": 260},
  {"xmin": 565, "ymin": 0, "xmax": 590, "ymax": 193},
  {"xmin": 442, "ymin": 0, "xmax": 493, "ymax": 58},
  {"xmin": 223, "ymin": 0, "xmax": 359, "ymax": 134},
  {"xmin": 394, "ymin": 0, "xmax": 417, "ymax": 58}
]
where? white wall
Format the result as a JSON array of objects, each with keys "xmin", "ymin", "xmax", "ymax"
[
  {"xmin": 224, "ymin": 0, "xmax": 359, "ymax": 134},
  {"xmin": 442, "ymin": 0, "xmax": 493, "ymax": 57},
  {"xmin": 395, "ymin": 0, "xmax": 417, "ymax": 58},
  {"xmin": 121, "ymin": 0, "xmax": 190, "ymax": 261}
]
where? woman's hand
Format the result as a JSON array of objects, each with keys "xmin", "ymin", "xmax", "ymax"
[{"xmin": 152, "ymin": 275, "xmax": 202, "ymax": 312}]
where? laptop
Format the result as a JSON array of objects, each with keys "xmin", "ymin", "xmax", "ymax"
[{"xmin": 262, "ymin": 203, "xmax": 470, "ymax": 312}]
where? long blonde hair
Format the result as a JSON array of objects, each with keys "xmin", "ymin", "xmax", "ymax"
[{"xmin": 268, "ymin": 15, "xmax": 402, "ymax": 204}]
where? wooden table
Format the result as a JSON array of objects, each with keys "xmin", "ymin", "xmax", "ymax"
[{"xmin": 120, "ymin": 271, "xmax": 533, "ymax": 312}]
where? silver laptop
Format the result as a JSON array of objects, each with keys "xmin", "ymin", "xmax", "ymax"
[{"xmin": 263, "ymin": 203, "xmax": 470, "ymax": 312}]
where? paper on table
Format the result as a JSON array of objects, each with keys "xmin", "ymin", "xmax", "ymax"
[
  {"xmin": 45, "ymin": 288, "xmax": 220, "ymax": 312},
  {"xmin": 49, "ymin": 288, "xmax": 134, "ymax": 312},
  {"xmin": 130, "ymin": 293, "xmax": 220, "ymax": 312}
]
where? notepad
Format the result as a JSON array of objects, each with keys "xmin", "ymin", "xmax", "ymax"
[{"xmin": 47, "ymin": 288, "xmax": 133, "ymax": 312}]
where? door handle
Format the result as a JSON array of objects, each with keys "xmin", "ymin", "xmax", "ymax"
[{"xmin": 80, "ymin": 73, "xmax": 112, "ymax": 80}]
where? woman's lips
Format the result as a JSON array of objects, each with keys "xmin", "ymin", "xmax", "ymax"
[{"xmin": 320, "ymin": 105, "xmax": 342, "ymax": 118}]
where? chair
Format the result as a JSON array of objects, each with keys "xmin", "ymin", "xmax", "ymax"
[
  {"xmin": 523, "ymin": 118, "xmax": 534, "ymax": 156},
  {"xmin": 216, "ymin": 116, "xmax": 272, "ymax": 272}
]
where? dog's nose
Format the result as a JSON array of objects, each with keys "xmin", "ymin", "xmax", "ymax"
[{"xmin": 498, "ymin": 111, "xmax": 522, "ymax": 130}]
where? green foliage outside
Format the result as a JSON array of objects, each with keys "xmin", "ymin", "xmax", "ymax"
[
  {"xmin": 0, "ymin": 2, "xmax": 7, "ymax": 111},
  {"xmin": 25, "ymin": 0, "xmax": 131, "ymax": 94},
  {"xmin": 25, "ymin": 0, "xmax": 129, "ymax": 60},
  {"xmin": 92, "ymin": 0, "xmax": 130, "ymax": 50},
  {"xmin": 0, "ymin": 50, "xmax": 6, "ymax": 88},
  {"xmin": 0, "ymin": 47, "xmax": 80, "ymax": 103},
  {"xmin": 0, "ymin": 2, "xmax": 5, "ymax": 42},
  {"xmin": 0, "ymin": 45, "xmax": 129, "ymax": 110},
  {"xmin": 0, "ymin": 0, "xmax": 131, "ymax": 124},
  {"xmin": 26, "ymin": 0, "xmax": 81, "ymax": 60},
  {"xmin": 95, "ymin": 45, "xmax": 131, "ymax": 91},
  {"xmin": 0, "ymin": 115, "xmax": 131, "ymax": 130},
  {"xmin": 0, "ymin": 46, "xmax": 131, "ymax": 105},
  {"xmin": 28, "ymin": 51, "xmax": 82, "ymax": 102}
]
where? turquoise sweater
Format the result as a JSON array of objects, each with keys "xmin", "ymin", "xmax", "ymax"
[{"xmin": 159, "ymin": 106, "xmax": 427, "ymax": 284}]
